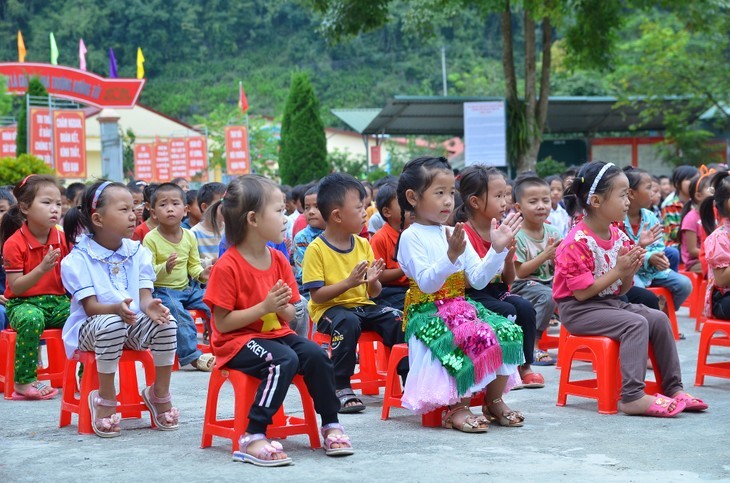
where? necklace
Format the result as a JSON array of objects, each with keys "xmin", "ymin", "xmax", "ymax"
[{"xmin": 86, "ymin": 241, "xmax": 130, "ymax": 274}]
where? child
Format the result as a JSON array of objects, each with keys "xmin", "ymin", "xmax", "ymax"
[
  {"xmin": 456, "ymin": 166, "xmax": 545, "ymax": 385},
  {"xmin": 293, "ymin": 185, "xmax": 324, "ymax": 293},
  {"xmin": 0, "ymin": 188, "xmax": 16, "ymax": 328},
  {"xmin": 204, "ymin": 175, "xmax": 353, "ymax": 466},
  {"xmin": 369, "ymin": 183, "xmax": 411, "ymax": 311},
  {"xmin": 62, "ymin": 182, "xmax": 86, "ymax": 220},
  {"xmin": 680, "ymin": 169, "xmax": 714, "ymax": 272},
  {"xmin": 503, "ymin": 178, "xmax": 515, "ymax": 219},
  {"xmin": 0, "ymin": 175, "xmax": 70, "ymax": 399},
  {"xmin": 555, "ymin": 161, "xmax": 707, "ymax": 417},
  {"xmin": 650, "ymin": 176, "xmax": 663, "ymax": 220},
  {"xmin": 700, "ymin": 172, "xmax": 730, "ymax": 319},
  {"xmin": 367, "ymin": 177, "xmax": 396, "ymax": 236},
  {"xmin": 303, "ymin": 173, "xmax": 405, "ymax": 414},
  {"xmin": 171, "ymin": 177, "xmax": 189, "ymax": 192},
  {"xmin": 190, "ymin": 182, "xmax": 226, "ymax": 266},
  {"xmin": 128, "ymin": 183, "xmax": 145, "ymax": 226},
  {"xmin": 143, "ymin": 183, "xmax": 214, "ymax": 372},
  {"xmin": 62, "ymin": 181, "xmax": 179, "ymax": 437},
  {"xmin": 546, "ymin": 175, "xmax": 570, "ymax": 237},
  {"xmin": 397, "ymin": 157, "xmax": 525, "ymax": 431},
  {"xmin": 659, "ymin": 175, "xmax": 672, "ymax": 201},
  {"xmin": 291, "ymin": 183, "xmax": 315, "ymax": 239},
  {"xmin": 132, "ymin": 183, "xmax": 159, "ymax": 242},
  {"xmin": 510, "ymin": 176, "xmax": 562, "ymax": 365},
  {"xmin": 181, "ymin": 189, "xmax": 200, "ymax": 229},
  {"xmin": 661, "ymin": 165, "xmax": 699, "ymax": 249},
  {"xmin": 623, "ymin": 167, "xmax": 693, "ymax": 308}
]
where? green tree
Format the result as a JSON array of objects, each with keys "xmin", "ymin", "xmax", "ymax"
[
  {"xmin": 279, "ymin": 72, "xmax": 329, "ymax": 185},
  {"xmin": 328, "ymin": 149, "xmax": 367, "ymax": 179},
  {"xmin": 16, "ymin": 77, "xmax": 48, "ymax": 156},
  {"xmin": 0, "ymin": 154, "xmax": 54, "ymax": 186}
]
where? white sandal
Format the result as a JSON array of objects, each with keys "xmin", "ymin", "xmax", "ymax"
[
  {"xmin": 192, "ymin": 353, "xmax": 215, "ymax": 372},
  {"xmin": 232, "ymin": 434, "xmax": 293, "ymax": 467},
  {"xmin": 88, "ymin": 390, "xmax": 121, "ymax": 438},
  {"xmin": 141, "ymin": 384, "xmax": 180, "ymax": 430}
]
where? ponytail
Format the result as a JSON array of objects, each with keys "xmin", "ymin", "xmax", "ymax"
[
  {"xmin": 700, "ymin": 195, "xmax": 716, "ymax": 236},
  {"xmin": 0, "ymin": 205, "xmax": 24, "ymax": 255},
  {"xmin": 63, "ymin": 205, "xmax": 85, "ymax": 247},
  {"xmin": 701, "ymin": 171, "xmax": 730, "ymax": 235},
  {"xmin": 207, "ymin": 199, "xmax": 224, "ymax": 237}
]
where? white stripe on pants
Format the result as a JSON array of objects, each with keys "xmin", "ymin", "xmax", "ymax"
[{"xmin": 78, "ymin": 313, "xmax": 178, "ymax": 374}]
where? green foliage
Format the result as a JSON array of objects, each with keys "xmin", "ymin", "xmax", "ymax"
[
  {"xmin": 0, "ymin": 154, "xmax": 54, "ymax": 186},
  {"xmin": 121, "ymin": 128, "xmax": 136, "ymax": 179},
  {"xmin": 16, "ymin": 77, "xmax": 48, "ymax": 156},
  {"xmin": 535, "ymin": 156, "xmax": 567, "ymax": 178},
  {"xmin": 0, "ymin": 78, "xmax": 11, "ymax": 116},
  {"xmin": 279, "ymin": 72, "xmax": 329, "ymax": 185},
  {"xmin": 328, "ymin": 149, "xmax": 367, "ymax": 179}
]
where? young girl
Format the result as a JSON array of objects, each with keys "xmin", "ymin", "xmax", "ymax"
[
  {"xmin": 546, "ymin": 175, "xmax": 570, "ymax": 237},
  {"xmin": 132, "ymin": 183, "xmax": 159, "ymax": 242},
  {"xmin": 204, "ymin": 175, "xmax": 353, "ymax": 467},
  {"xmin": 61, "ymin": 181, "xmax": 179, "ymax": 437},
  {"xmin": 397, "ymin": 157, "xmax": 525, "ymax": 432},
  {"xmin": 700, "ymin": 171, "xmax": 730, "ymax": 320},
  {"xmin": 456, "ymin": 166, "xmax": 548, "ymax": 386},
  {"xmin": 0, "ymin": 175, "xmax": 70, "ymax": 400},
  {"xmin": 661, "ymin": 165, "xmax": 699, "ymax": 249},
  {"xmin": 191, "ymin": 198, "xmax": 224, "ymax": 267},
  {"xmin": 556, "ymin": 161, "xmax": 707, "ymax": 417},
  {"xmin": 0, "ymin": 187, "xmax": 16, "ymax": 329},
  {"xmin": 623, "ymin": 167, "xmax": 693, "ymax": 309},
  {"xmin": 679, "ymin": 168, "xmax": 715, "ymax": 272}
]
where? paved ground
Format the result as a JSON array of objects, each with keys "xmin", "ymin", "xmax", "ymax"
[{"xmin": 1, "ymin": 307, "xmax": 729, "ymax": 482}]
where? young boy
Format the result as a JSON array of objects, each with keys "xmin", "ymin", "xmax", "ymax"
[
  {"xmin": 143, "ymin": 183, "xmax": 214, "ymax": 371},
  {"xmin": 369, "ymin": 183, "xmax": 410, "ymax": 311},
  {"xmin": 510, "ymin": 176, "xmax": 561, "ymax": 366},
  {"xmin": 302, "ymin": 173, "xmax": 405, "ymax": 413},
  {"xmin": 190, "ymin": 182, "xmax": 226, "ymax": 265},
  {"xmin": 181, "ymin": 189, "xmax": 201, "ymax": 229},
  {"xmin": 545, "ymin": 174, "xmax": 571, "ymax": 237},
  {"xmin": 293, "ymin": 185, "xmax": 324, "ymax": 293}
]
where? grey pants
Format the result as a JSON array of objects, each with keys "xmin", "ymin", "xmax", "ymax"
[
  {"xmin": 557, "ymin": 297, "xmax": 683, "ymax": 403},
  {"xmin": 511, "ymin": 280, "xmax": 555, "ymax": 332},
  {"xmin": 290, "ymin": 299, "xmax": 310, "ymax": 338}
]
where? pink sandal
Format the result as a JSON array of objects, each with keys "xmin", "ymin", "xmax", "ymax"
[
  {"xmin": 321, "ymin": 423, "xmax": 354, "ymax": 456},
  {"xmin": 88, "ymin": 390, "xmax": 121, "ymax": 438},
  {"xmin": 673, "ymin": 392, "xmax": 708, "ymax": 412},
  {"xmin": 11, "ymin": 381, "xmax": 58, "ymax": 400},
  {"xmin": 642, "ymin": 394, "xmax": 686, "ymax": 418},
  {"xmin": 232, "ymin": 434, "xmax": 293, "ymax": 467},
  {"xmin": 141, "ymin": 384, "xmax": 180, "ymax": 430}
]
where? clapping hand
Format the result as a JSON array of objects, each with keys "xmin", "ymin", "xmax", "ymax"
[
  {"xmin": 491, "ymin": 213, "xmax": 522, "ymax": 252},
  {"xmin": 446, "ymin": 223, "xmax": 467, "ymax": 263}
]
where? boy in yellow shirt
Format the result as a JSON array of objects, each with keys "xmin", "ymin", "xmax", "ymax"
[
  {"xmin": 303, "ymin": 173, "xmax": 406, "ymax": 414},
  {"xmin": 143, "ymin": 183, "xmax": 214, "ymax": 372}
]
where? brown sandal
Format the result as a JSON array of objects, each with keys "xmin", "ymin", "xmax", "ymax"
[
  {"xmin": 483, "ymin": 398, "xmax": 525, "ymax": 427},
  {"xmin": 442, "ymin": 405, "xmax": 489, "ymax": 433}
]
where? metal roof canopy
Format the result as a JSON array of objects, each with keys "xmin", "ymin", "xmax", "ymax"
[{"xmin": 332, "ymin": 96, "xmax": 707, "ymax": 136}]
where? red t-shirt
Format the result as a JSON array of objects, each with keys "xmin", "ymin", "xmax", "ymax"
[
  {"xmin": 462, "ymin": 223, "xmax": 491, "ymax": 258},
  {"xmin": 369, "ymin": 223, "xmax": 407, "ymax": 286},
  {"xmin": 132, "ymin": 221, "xmax": 151, "ymax": 242},
  {"xmin": 204, "ymin": 246, "xmax": 299, "ymax": 368},
  {"xmin": 3, "ymin": 224, "xmax": 69, "ymax": 298},
  {"xmin": 291, "ymin": 213, "xmax": 307, "ymax": 239}
]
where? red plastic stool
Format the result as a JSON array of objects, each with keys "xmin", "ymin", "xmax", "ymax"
[
  {"xmin": 695, "ymin": 318, "xmax": 730, "ymax": 385},
  {"xmin": 538, "ymin": 326, "xmax": 560, "ymax": 351},
  {"xmin": 695, "ymin": 280, "xmax": 708, "ymax": 332},
  {"xmin": 59, "ymin": 350, "xmax": 156, "ymax": 434},
  {"xmin": 0, "ymin": 328, "xmax": 65, "ymax": 399},
  {"xmin": 557, "ymin": 334, "xmax": 663, "ymax": 414},
  {"xmin": 646, "ymin": 287, "xmax": 680, "ymax": 340},
  {"xmin": 189, "ymin": 309, "xmax": 212, "ymax": 353},
  {"xmin": 313, "ymin": 330, "xmax": 389, "ymax": 395},
  {"xmin": 201, "ymin": 368, "xmax": 321, "ymax": 452}
]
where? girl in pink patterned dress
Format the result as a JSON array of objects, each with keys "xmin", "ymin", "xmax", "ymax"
[
  {"xmin": 700, "ymin": 171, "xmax": 730, "ymax": 320},
  {"xmin": 554, "ymin": 161, "xmax": 707, "ymax": 417}
]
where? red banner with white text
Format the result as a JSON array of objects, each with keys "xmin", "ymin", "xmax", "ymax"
[
  {"xmin": 169, "ymin": 138, "xmax": 188, "ymax": 180},
  {"xmin": 154, "ymin": 141, "xmax": 171, "ymax": 182},
  {"xmin": 53, "ymin": 110, "xmax": 86, "ymax": 178},
  {"xmin": 29, "ymin": 108, "xmax": 52, "ymax": 166},
  {"xmin": 225, "ymin": 126, "xmax": 250, "ymax": 175},
  {"xmin": 134, "ymin": 144, "xmax": 154, "ymax": 181},
  {"xmin": 0, "ymin": 126, "xmax": 17, "ymax": 158},
  {"xmin": 186, "ymin": 136, "xmax": 208, "ymax": 179}
]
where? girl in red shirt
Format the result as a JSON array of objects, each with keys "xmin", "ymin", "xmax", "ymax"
[
  {"xmin": 0, "ymin": 174, "xmax": 70, "ymax": 400},
  {"xmin": 204, "ymin": 175, "xmax": 353, "ymax": 467}
]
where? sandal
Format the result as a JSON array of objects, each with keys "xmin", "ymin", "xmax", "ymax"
[
  {"xmin": 88, "ymin": 390, "xmax": 121, "ymax": 438},
  {"xmin": 532, "ymin": 349, "xmax": 556, "ymax": 366},
  {"xmin": 442, "ymin": 405, "xmax": 489, "ymax": 433},
  {"xmin": 514, "ymin": 372, "xmax": 545, "ymax": 389},
  {"xmin": 483, "ymin": 398, "xmax": 525, "ymax": 427},
  {"xmin": 640, "ymin": 394, "xmax": 685, "ymax": 418},
  {"xmin": 672, "ymin": 392, "xmax": 708, "ymax": 412},
  {"xmin": 321, "ymin": 423, "xmax": 354, "ymax": 456},
  {"xmin": 141, "ymin": 384, "xmax": 180, "ymax": 430},
  {"xmin": 11, "ymin": 381, "xmax": 58, "ymax": 400},
  {"xmin": 192, "ymin": 353, "xmax": 215, "ymax": 372},
  {"xmin": 232, "ymin": 434, "xmax": 293, "ymax": 467},
  {"xmin": 336, "ymin": 388, "xmax": 365, "ymax": 414}
]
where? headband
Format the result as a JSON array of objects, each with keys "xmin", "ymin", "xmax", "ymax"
[
  {"xmin": 91, "ymin": 181, "xmax": 112, "ymax": 213},
  {"xmin": 695, "ymin": 165, "xmax": 716, "ymax": 192},
  {"xmin": 587, "ymin": 163, "xmax": 615, "ymax": 203}
]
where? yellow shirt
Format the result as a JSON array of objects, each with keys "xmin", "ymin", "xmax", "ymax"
[
  {"xmin": 302, "ymin": 234, "xmax": 375, "ymax": 322},
  {"xmin": 143, "ymin": 227, "xmax": 204, "ymax": 290}
]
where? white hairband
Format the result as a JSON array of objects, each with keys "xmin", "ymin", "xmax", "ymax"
[{"xmin": 587, "ymin": 163, "xmax": 615, "ymax": 203}]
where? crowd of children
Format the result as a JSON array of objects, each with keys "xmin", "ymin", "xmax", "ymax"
[{"xmin": 0, "ymin": 156, "xmax": 722, "ymax": 465}]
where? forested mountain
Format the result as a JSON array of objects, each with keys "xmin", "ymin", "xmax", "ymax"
[{"xmin": 0, "ymin": 0, "xmax": 566, "ymax": 124}]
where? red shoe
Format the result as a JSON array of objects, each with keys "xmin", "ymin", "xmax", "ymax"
[{"xmin": 514, "ymin": 372, "xmax": 545, "ymax": 389}]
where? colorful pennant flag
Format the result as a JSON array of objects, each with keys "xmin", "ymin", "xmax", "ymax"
[
  {"xmin": 50, "ymin": 33, "xmax": 59, "ymax": 65},
  {"xmin": 17, "ymin": 31, "xmax": 26, "ymax": 62},
  {"xmin": 79, "ymin": 39, "xmax": 87, "ymax": 71},
  {"xmin": 109, "ymin": 48, "xmax": 118, "ymax": 78},
  {"xmin": 239, "ymin": 81, "xmax": 249, "ymax": 113},
  {"xmin": 136, "ymin": 47, "xmax": 145, "ymax": 79}
]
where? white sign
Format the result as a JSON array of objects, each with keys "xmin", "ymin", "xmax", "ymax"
[{"xmin": 464, "ymin": 101, "xmax": 507, "ymax": 167}]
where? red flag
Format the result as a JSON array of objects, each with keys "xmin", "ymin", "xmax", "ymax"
[{"xmin": 239, "ymin": 81, "xmax": 249, "ymax": 113}]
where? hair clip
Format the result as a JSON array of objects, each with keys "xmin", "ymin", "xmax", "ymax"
[
  {"xmin": 696, "ymin": 165, "xmax": 716, "ymax": 192},
  {"xmin": 17, "ymin": 174, "xmax": 35, "ymax": 189},
  {"xmin": 581, "ymin": 177, "xmax": 584, "ymax": 183},
  {"xmin": 91, "ymin": 181, "xmax": 112, "ymax": 213}
]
